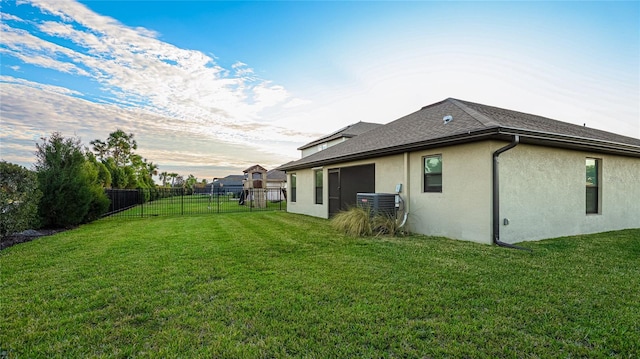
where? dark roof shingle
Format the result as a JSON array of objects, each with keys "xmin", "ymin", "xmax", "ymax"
[
  {"xmin": 298, "ymin": 121, "xmax": 382, "ymax": 150},
  {"xmin": 279, "ymin": 98, "xmax": 640, "ymax": 171}
]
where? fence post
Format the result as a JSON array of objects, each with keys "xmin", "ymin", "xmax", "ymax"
[
  {"xmin": 181, "ymin": 187, "xmax": 184, "ymax": 215},
  {"xmin": 140, "ymin": 188, "xmax": 144, "ymax": 218}
]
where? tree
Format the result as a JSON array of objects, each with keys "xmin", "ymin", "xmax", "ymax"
[
  {"xmin": 185, "ymin": 174, "xmax": 197, "ymax": 194},
  {"xmin": 90, "ymin": 139, "xmax": 109, "ymax": 161},
  {"xmin": 146, "ymin": 161, "xmax": 158, "ymax": 179},
  {"xmin": 87, "ymin": 152, "xmax": 111, "ymax": 188},
  {"xmin": 169, "ymin": 172, "xmax": 178, "ymax": 187},
  {"xmin": 91, "ymin": 130, "xmax": 156, "ymax": 189},
  {"xmin": 159, "ymin": 171, "xmax": 169, "ymax": 187},
  {"xmin": 174, "ymin": 175, "xmax": 184, "ymax": 188},
  {"xmin": 0, "ymin": 161, "xmax": 42, "ymax": 240},
  {"xmin": 106, "ymin": 129, "xmax": 137, "ymax": 167},
  {"xmin": 35, "ymin": 133, "xmax": 109, "ymax": 228}
]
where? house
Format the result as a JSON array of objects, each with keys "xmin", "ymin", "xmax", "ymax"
[
  {"xmin": 278, "ymin": 98, "xmax": 640, "ymax": 245},
  {"xmin": 298, "ymin": 121, "xmax": 382, "ymax": 158},
  {"xmin": 209, "ymin": 175, "xmax": 244, "ymax": 196},
  {"xmin": 266, "ymin": 169, "xmax": 287, "ymax": 201}
]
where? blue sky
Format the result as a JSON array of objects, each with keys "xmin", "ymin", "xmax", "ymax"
[{"xmin": 1, "ymin": 0, "xmax": 638, "ymax": 179}]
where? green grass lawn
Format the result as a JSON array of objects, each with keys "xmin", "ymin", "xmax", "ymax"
[{"xmin": 1, "ymin": 212, "xmax": 638, "ymax": 358}]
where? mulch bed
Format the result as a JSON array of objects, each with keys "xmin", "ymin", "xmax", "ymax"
[{"xmin": 1, "ymin": 229, "xmax": 68, "ymax": 251}]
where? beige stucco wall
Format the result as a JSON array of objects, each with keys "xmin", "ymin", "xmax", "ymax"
[
  {"xmin": 300, "ymin": 137, "xmax": 348, "ymax": 158},
  {"xmin": 287, "ymin": 169, "xmax": 327, "ymax": 218},
  {"xmin": 287, "ymin": 140, "xmax": 639, "ymax": 245},
  {"xmin": 499, "ymin": 144, "xmax": 640, "ymax": 243},
  {"xmin": 408, "ymin": 142, "xmax": 495, "ymax": 244},
  {"xmin": 286, "ymin": 155, "xmax": 406, "ymax": 219},
  {"xmin": 287, "ymin": 143, "xmax": 497, "ymax": 244}
]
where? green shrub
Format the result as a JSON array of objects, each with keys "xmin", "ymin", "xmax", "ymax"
[
  {"xmin": 371, "ymin": 212, "xmax": 403, "ymax": 236},
  {"xmin": 331, "ymin": 207, "xmax": 372, "ymax": 237},
  {"xmin": 35, "ymin": 133, "xmax": 109, "ymax": 228},
  {"xmin": 332, "ymin": 207, "xmax": 407, "ymax": 237},
  {"xmin": 0, "ymin": 161, "xmax": 42, "ymax": 239}
]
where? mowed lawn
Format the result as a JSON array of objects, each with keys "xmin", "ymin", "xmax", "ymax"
[{"xmin": 1, "ymin": 212, "xmax": 638, "ymax": 358}]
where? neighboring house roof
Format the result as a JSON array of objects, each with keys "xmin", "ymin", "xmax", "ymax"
[
  {"xmin": 210, "ymin": 175, "xmax": 244, "ymax": 188},
  {"xmin": 279, "ymin": 98, "xmax": 640, "ymax": 171},
  {"xmin": 266, "ymin": 169, "xmax": 286, "ymax": 182},
  {"xmin": 297, "ymin": 121, "xmax": 383, "ymax": 150}
]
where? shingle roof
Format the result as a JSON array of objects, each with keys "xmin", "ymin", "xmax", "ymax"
[
  {"xmin": 278, "ymin": 98, "xmax": 640, "ymax": 171},
  {"xmin": 267, "ymin": 169, "xmax": 286, "ymax": 182},
  {"xmin": 297, "ymin": 121, "xmax": 382, "ymax": 150},
  {"xmin": 211, "ymin": 175, "xmax": 244, "ymax": 187}
]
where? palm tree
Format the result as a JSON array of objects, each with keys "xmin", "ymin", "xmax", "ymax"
[
  {"xmin": 169, "ymin": 172, "xmax": 178, "ymax": 187},
  {"xmin": 159, "ymin": 171, "xmax": 168, "ymax": 187},
  {"xmin": 146, "ymin": 161, "xmax": 158, "ymax": 186}
]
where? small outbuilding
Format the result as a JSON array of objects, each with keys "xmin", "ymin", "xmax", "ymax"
[{"xmin": 243, "ymin": 164, "xmax": 268, "ymax": 208}]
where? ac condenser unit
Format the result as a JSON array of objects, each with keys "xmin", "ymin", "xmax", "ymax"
[{"xmin": 356, "ymin": 193, "xmax": 396, "ymax": 217}]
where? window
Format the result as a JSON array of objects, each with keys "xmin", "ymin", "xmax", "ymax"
[
  {"xmin": 423, "ymin": 155, "xmax": 443, "ymax": 192},
  {"xmin": 314, "ymin": 170, "xmax": 323, "ymax": 204},
  {"xmin": 290, "ymin": 173, "xmax": 297, "ymax": 203},
  {"xmin": 586, "ymin": 158, "xmax": 600, "ymax": 214}
]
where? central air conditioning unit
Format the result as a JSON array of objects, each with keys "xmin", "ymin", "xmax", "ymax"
[{"xmin": 356, "ymin": 193, "xmax": 396, "ymax": 217}]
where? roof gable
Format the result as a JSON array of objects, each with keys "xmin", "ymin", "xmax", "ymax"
[
  {"xmin": 298, "ymin": 121, "xmax": 382, "ymax": 150},
  {"xmin": 243, "ymin": 164, "xmax": 267, "ymax": 173}
]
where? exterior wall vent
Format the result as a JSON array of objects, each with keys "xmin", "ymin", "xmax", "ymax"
[{"xmin": 443, "ymin": 115, "xmax": 453, "ymax": 124}]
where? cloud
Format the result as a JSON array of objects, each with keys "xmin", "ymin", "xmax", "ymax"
[
  {"xmin": 9, "ymin": 0, "xmax": 292, "ymax": 122},
  {"xmin": 0, "ymin": 12, "xmax": 23, "ymax": 22},
  {"xmin": 1, "ymin": 76, "xmax": 83, "ymax": 96},
  {"xmin": 0, "ymin": 81, "xmax": 302, "ymax": 178},
  {"xmin": 0, "ymin": 0, "xmax": 322, "ymax": 176}
]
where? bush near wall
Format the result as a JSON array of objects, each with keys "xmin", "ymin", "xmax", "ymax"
[
  {"xmin": 331, "ymin": 207, "xmax": 406, "ymax": 237},
  {"xmin": 0, "ymin": 161, "xmax": 42, "ymax": 240}
]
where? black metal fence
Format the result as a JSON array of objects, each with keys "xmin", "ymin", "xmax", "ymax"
[{"xmin": 104, "ymin": 187, "xmax": 286, "ymax": 218}]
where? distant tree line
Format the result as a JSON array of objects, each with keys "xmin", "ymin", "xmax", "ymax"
[{"xmin": 1, "ymin": 130, "xmax": 209, "ymax": 243}]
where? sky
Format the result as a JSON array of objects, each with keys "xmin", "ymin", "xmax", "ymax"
[{"xmin": 1, "ymin": 0, "xmax": 639, "ymax": 180}]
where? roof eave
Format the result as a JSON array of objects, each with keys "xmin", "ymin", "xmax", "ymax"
[
  {"xmin": 279, "ymin": 128, "xmax": 503, "ymax": 171},
  {"xmin": 499, "ymin": 127, "xmax": 640, "ymax": 158},
  {"xmin": 278, "ymin": 127, "xmax": 640, "ymax": 172}
]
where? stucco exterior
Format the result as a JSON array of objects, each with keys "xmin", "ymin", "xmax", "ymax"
[
  {"xmin": 407, "ymin": 142, "xmax": 495, "ymax": 244},
  {"xmin": 288, "ymin": 169, "xmax": 326, "ymax": 218},
  {"xmin": 280, "ymin": 98, "xmax": 640, "ymax": 244},
  {"xmin": 499, "ymin": 144, "xmax": 640, "ymax": 243},
  {"xmin": 285, "ymin": 140, "xmax": 640, "ymax": 244},
  {"xmin": 286, "ymin": 143, "xmax": 498, "ymax": 243},
  {"xmin": 287, "ymin": 155, "xmax": 406, "ymax": 219},
  {"xmin": 300, "ymin": 137, "xmax": 347, "ymax": 158}
]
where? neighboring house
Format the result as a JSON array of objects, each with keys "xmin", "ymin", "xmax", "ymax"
[
  {"xmin": 266, "ymin": 169, "xmax": 287, "ymax": 201},
  {"xmin": 278, "ymin": 98, "xmax": 640, "ymax": 245},
  {"xmin": 298, "ymin": 121, "xmax": 382, "ymax": 158},
  {"xmin": 208, "ymin": 167, "xmax": 287, "ymax": 201},
  {"xmin": 209, "ymin": 175, "xmax": 244, "ymax": 195}
]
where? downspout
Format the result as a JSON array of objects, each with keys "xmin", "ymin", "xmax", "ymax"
[{"xmin": 492, "ymin": 135, "xmax": 532, "ymax": 251}]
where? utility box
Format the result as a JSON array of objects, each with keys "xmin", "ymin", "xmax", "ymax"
[{"xmin": 356, "ymin": 193, "xmax": 396, "ymax": 217}]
